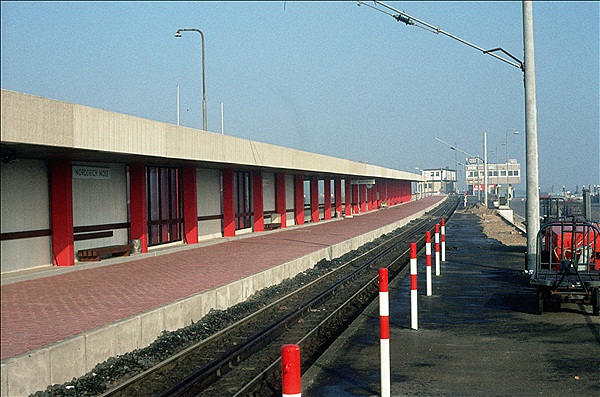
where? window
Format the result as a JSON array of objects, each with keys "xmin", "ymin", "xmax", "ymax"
[
  {"xmin": 234, "ymin": 171, "xmax": 252, "ymax": 230},
  {"xmin": 147, "ymin": 166, "xmax": 182, "ymax": 246}
]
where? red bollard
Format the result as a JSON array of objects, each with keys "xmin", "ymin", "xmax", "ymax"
[
  {"xmin": 282, "ymin": 344, "xmax": 301, "ymax": 397},
  {"xmin": 426, "ymin": 231, "xmax": 432, "ymax": 296},
  {"xmin": 435, "ymin": 224, "xmax": 441, "ymax": 276},
  {"xmin": 379, "ymin": 268, "xmax": 390, "ymax": 397},
  {"xmin": 410, "ymin": 242, "xmax": 418, "ymax": 330},
  {"xmin": 441, "ymin": 218, "xmax": 446, "ymax": 262}
]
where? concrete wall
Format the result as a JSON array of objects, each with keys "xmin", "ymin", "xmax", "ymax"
[
  {"xmin": 73, "ymin": 162, "xmax": 128, "ymax": 252},
  {"xmin": 263, "ymin": 172, "xmax": 275, "ymax": 213},
  {"xmin": 1, "ymin": 159, "xmax": 51, "ymax": 273},
  {"xmin": 197, "ymin": 168, "xmax": 222, "ymax": 241}
]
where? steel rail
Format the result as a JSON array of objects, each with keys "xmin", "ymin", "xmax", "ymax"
[
  {"xmin": 101, "ymin": 197, "xmax": 459, "ymax": 397},
  {"xmin": 230, "ymin": 197, "xmax": 459, "ymax": 397}
]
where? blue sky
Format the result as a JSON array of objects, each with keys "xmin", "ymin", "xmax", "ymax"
[{"xmin": 1, "ymin": 1, "xmax": 598, "ymax": 193}]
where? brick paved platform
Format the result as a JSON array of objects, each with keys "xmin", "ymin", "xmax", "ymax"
[{"xmin": 0, "ymin": 196, "xmax": 444, "ymax": 396}]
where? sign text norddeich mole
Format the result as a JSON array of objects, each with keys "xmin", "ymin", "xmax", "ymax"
[{"xmin": 72, "ymin": 166, "xmax": 111, "ymax": 180}]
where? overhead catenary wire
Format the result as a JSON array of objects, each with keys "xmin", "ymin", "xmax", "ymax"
[
  {"xmin": 357, "ymin": 0, "xmax": 524, "ymax": 71},
  {"xmin": 434, "ymin": 137, "xmax": 481, "ymax": 161}
]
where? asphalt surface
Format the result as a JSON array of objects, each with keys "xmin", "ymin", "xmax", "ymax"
[{"xmin": 303, "ymin": 209, "xmax": 600, "ymax": 396}]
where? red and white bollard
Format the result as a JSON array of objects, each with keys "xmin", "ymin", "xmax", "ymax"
[
  {"xmin": 441, "ymin": 218, "xmax": 446, "ymax": 262},
  {"xmin": 410, "ymin": 243, "xmax": 418, "ymax": 330},
  {"xmin": 378, "ymin": 268, "xmax": 390, "ymax": 397},
  {"xmin": 425, "ymin": 231, "xmax": 432, "ymax": 296},
  {"xmin": 281, "ymin": 344, "xmax": 301, "ymax": 397},
  {"xmin": 435, "ymin": 224, "xmax": 441, "ymax": 276}
]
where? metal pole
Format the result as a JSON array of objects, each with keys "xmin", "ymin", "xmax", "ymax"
[
  {"xmin": 176, "ymin": 85, "xmax": 180, "ymax": 126},
  {"xmin": 477, "ymin": 159, "xmax": 481, "ymax": 202},
  {"xmin": 175, "ymin": 28, "xmax": 207, "ymax": 131},
  {"xmin": 484, "ymin": 132, "xmax": 488, "ymax": 207},
  {"xmin": 200, "ymin": 30, "xmax": 207, "ymax": 131},
  {"xmin": 495, "ymin": 143, "xmax": 499, "ymax": 190},
  {"xmin": 505, "ymin": 129, "xmax": 509, "ymax": 186},
  {"xmin": 221, "ymin": 102, "xmax": 224, "ymax": 135},
  {"xmin": 523, "ymin": 0, "xmax": 540, "ymax": 272}
]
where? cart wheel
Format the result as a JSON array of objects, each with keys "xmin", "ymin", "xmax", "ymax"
[
  {"xmin": 593, "ymin": 288, "xmax": 600, "ymax": 316},
  {"xmin": 536, "ymin": 288, "xmax": 545, "ymax": 315}
]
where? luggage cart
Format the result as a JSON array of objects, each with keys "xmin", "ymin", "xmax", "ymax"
[{"xmin": 530, "ymin": 220, "xmax": 600, "ymax": 315}]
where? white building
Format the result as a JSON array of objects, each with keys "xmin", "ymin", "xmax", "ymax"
[
  {"xmin": 465, "ymin": 160, "xmax": 521, "ymax": 194},
  {"xmin": 417, "ymin": 168, "xmax": 457, "ymax": 195}
]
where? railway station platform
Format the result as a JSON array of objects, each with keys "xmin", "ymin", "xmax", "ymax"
[
  {"xmin": 303, "ymin": 208, "xmax": 600, "ymax": 396},
  {"xmin": 1, "ymin": 195, "xmax": 445, "ymax": 397}
]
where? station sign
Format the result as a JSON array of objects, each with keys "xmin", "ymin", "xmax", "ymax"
[
  {"xmin": 351, "ymin": 179, "xmax": 376, "ymax": 186},
  {"xmin": 73, "ymin": 166, "xmax": 111, "ymax": 180}
]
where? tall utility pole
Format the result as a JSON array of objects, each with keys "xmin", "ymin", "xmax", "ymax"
[
  {"xmin": 359, "ymin": 0, "xmax": 541, "ymax": 272},
  {"xmin": 523, "ymin": 1, "xmax": 540, "ymax": 272},
  {"xmin": 484, "ymin": 132, "xmax": 488, "ymax": 207}
]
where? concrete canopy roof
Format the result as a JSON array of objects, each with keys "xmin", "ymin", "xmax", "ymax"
[{"xmin": 1, "ymin": 90, "xmax": 423, "ymax": 181}]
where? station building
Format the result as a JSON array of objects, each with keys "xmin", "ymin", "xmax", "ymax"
[
  {"xmin": 1, "ymin": 89, "xmax": 422, "ymax": 274},
  {"xmin": 416, "ymin": 167, "xmax": 457, "ymax": 196},
  {"xmin": 465, "ymin": 160, "xmax": 521, "ymax": 195}
]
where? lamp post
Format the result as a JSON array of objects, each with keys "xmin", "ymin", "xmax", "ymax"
[
  {"xmin": 175, "ymin": 28, "xmax": 207, "ymax": 131},
  {"xmin": 505, "ymin": 129, "xmax": 519, "ymax": 186}
]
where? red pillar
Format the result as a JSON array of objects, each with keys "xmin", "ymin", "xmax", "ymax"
[
  {"xmin": 50, "ymin": 160, "xmax": 74, "ymax": 266},
  {"xmin": 129, "ymin": 163, "xmax": 148, "ymax": 253},
  {"xmin": 182, "ymin": 166, "xmax": 198, "ymax": 245},
  {"xmin": 367, "ymin": 186, "xmax": 373, "ymax": 211},
  {"xmin": 372, "ymin": 185, "xmax": 377, "ymax": 209},
  {"xmin": 352, "ymin": 183, "xmax": 359, "ymax": 214},
  {"xmin": 222, "ymin": 169, "xmax": 235, "ymax": 237},
  {"xmin": 276, "ymin": 172, "xmax": 287, "ymax": 228},
  {"xmin": 323, "ymin": 177, "xmax": 332, "ymax": 220},
  {"xmin": 334, "ymin": 177, "xmax": 342, "ymax": 217},
  {"xmin": 253, "ymin": 171, "xmax": 264, "ymax": 232},
  {"xmin": 344, "ymin": 178, "xmax": 352, "ymax": 217},
  {"xmin": 400, "ymin": 180, "xmax": 405, "ymax": 202},
  {"xmin": 398, "ymin": 181, "xmax": 402, "ymax": 203},
  {"xmin": 294, "ymin": 174, "xmax": 304, "ymax": 225},
  {"xmin": 400, "ymin": 180, "xmax": 406, "ymax": 202},
  {"xmin": 376, "ymin": 179, "xmax": 382, "ymax": 209},
  {"xmin": 360, "ymin": 185, "xmax": 367, "ymax": 213},
  {"xmin": 310, "ymin": 176, "xmax": 319, "ymax": 223},
  {"xmin": 384, "ymin": 179, "xmax": 389, "ymax": 205}
]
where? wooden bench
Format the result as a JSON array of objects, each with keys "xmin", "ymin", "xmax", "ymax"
[
  {"xmin": 77, "ymin": 244, "xmax": 133, "ymax": 262},
  {"xmin": 264, "ymin": 222, "xmax": 282, "ymax": 230}
]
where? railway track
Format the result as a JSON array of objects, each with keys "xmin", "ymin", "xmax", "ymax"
[{"xmin": 100, "ymin": 197, "xmax": 459, "ymax": 397}]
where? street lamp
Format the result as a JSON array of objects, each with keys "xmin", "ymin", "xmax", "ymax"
[
  {"xmin": 175, "ymin": 28, "xmax": 207, "ymax": 131},
  {"xmin": 505, "ymin": 129, "xmax": 519, "ymax": 186}
]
